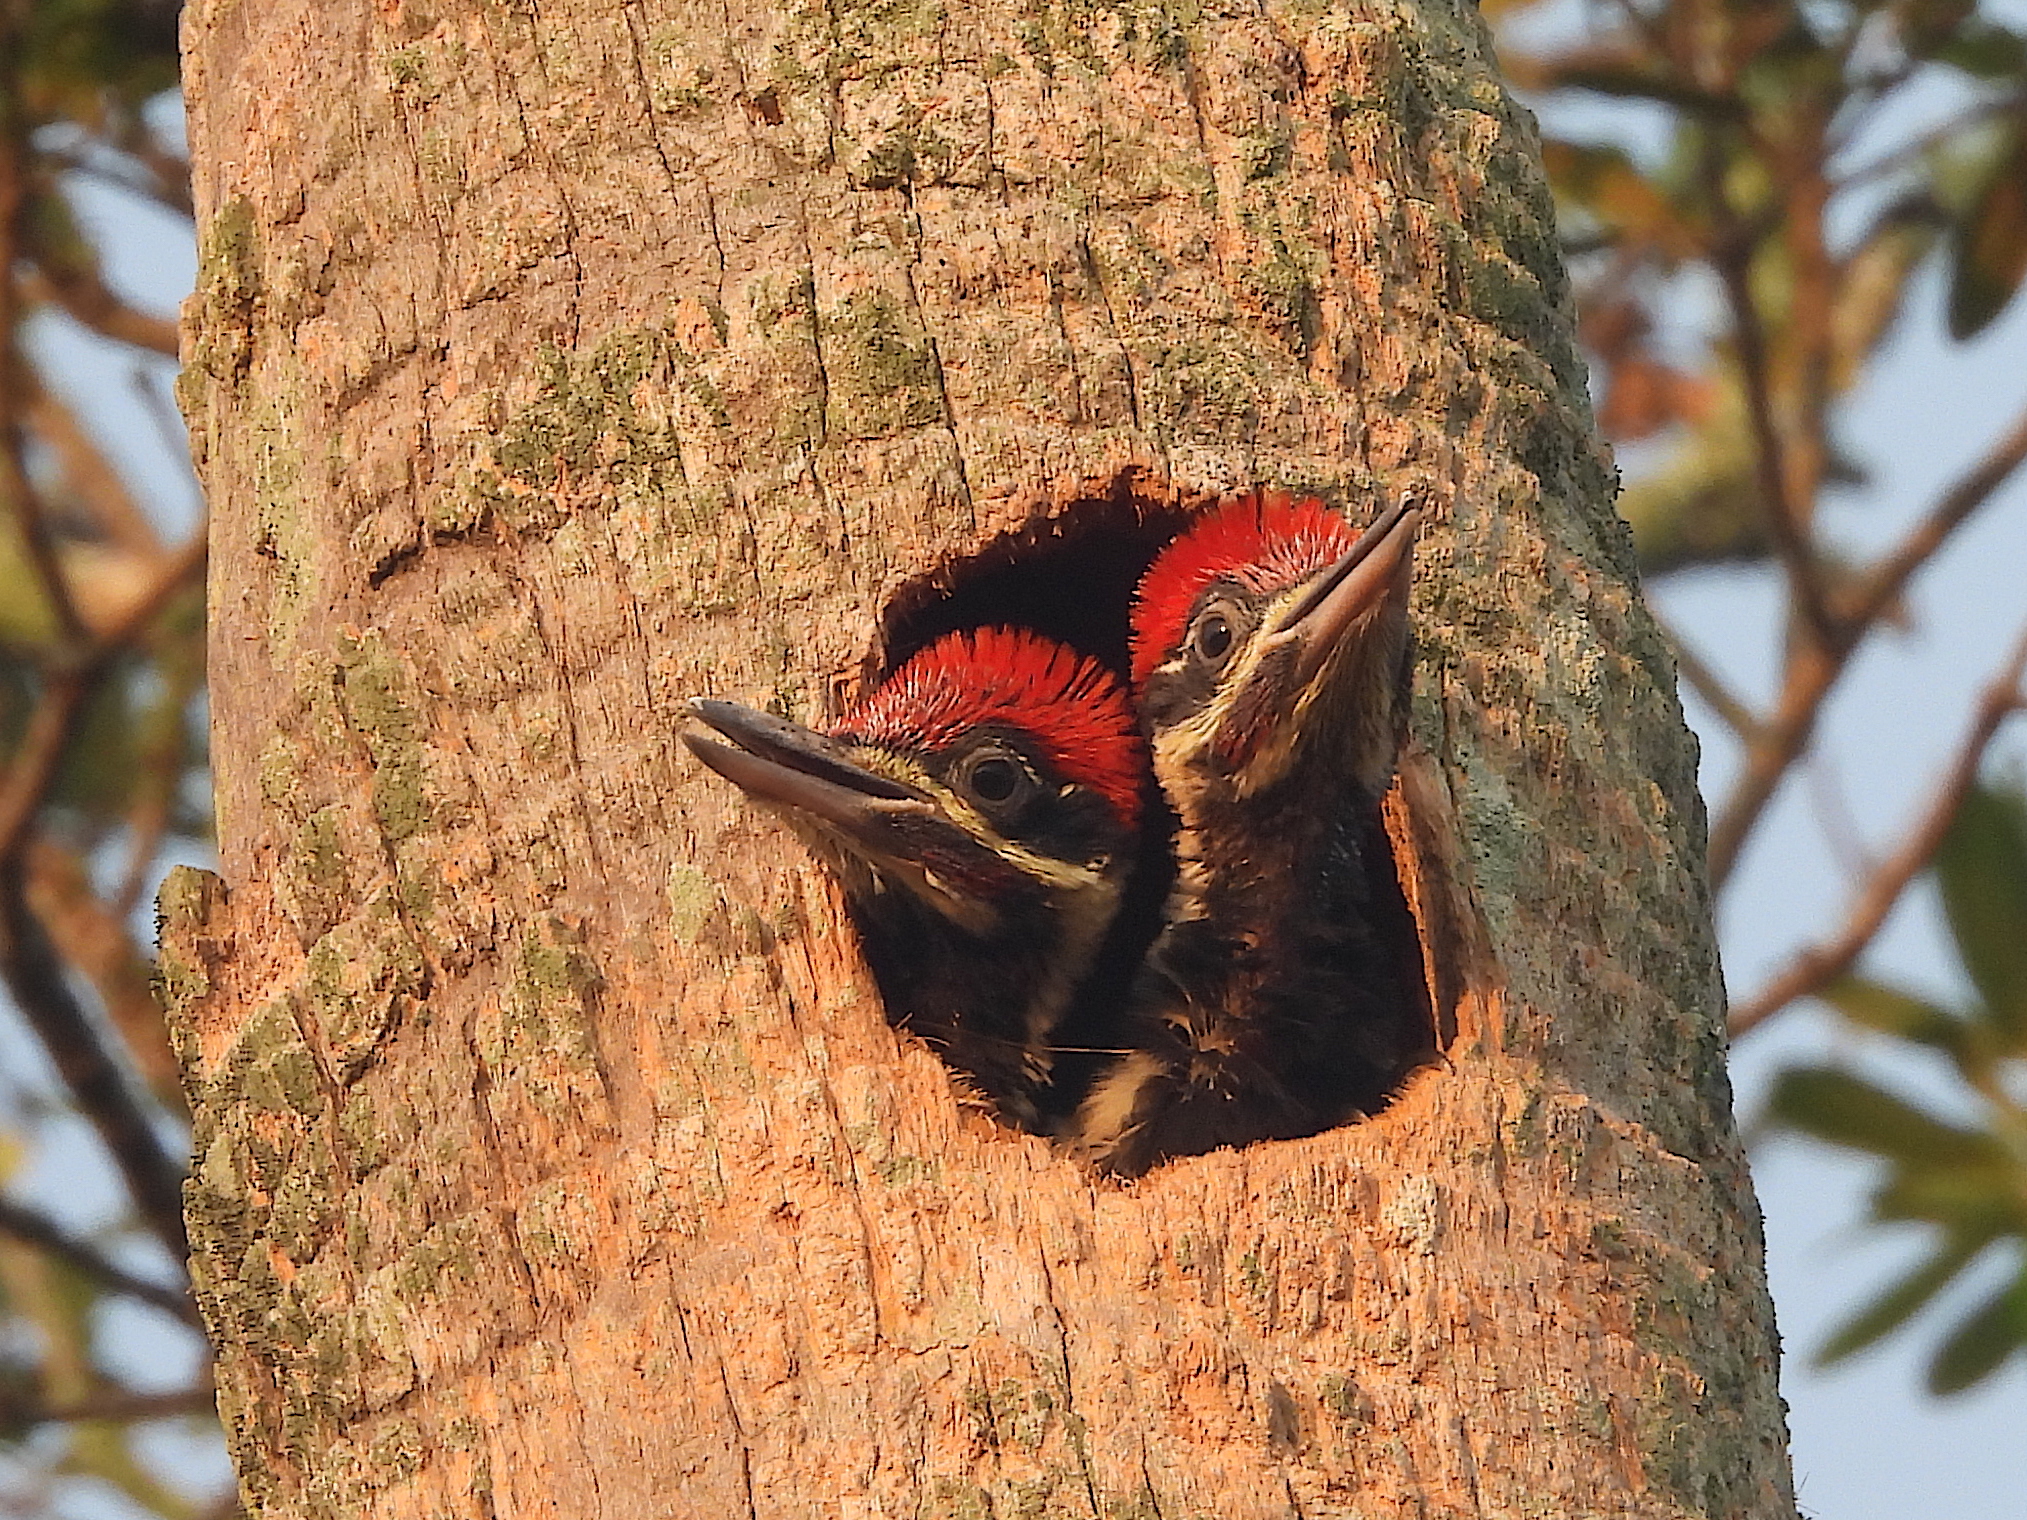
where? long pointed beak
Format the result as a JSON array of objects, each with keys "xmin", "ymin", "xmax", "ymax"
[
  {"xmin": 685, "ymin": 697, "xmax": 1040, "ymax": 931},
  {"xmin": 1200, "ymin": 498, "xmax": 1422, "ymax": 789},
  {"xmin": 1277, "ymin": 499, "xmax": 1421, "ymax": 690},
  {"xmin": 683, "ymin": 699, "xmax": 933, "ymax": 848}
]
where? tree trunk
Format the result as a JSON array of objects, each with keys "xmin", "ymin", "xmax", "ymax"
[{"xmin": 165, "ymin": 0, "xmax": 1795, "ymax": 1514}]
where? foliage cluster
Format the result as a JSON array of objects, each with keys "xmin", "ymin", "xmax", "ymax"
[
  {"xmin": 1491, "ymin": 0, "xmax": 2027, "ymax": 1388},
  {"xmin": 1770, "ymin": 781, "xmax": 2027, "ymax": 1394}
]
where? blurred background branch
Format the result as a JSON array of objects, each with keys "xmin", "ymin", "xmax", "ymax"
[
  {"xmin": 1730, "ymin": 621, "xmax": 2027, "ymax": 1034},
  {"xmin": 0, "ymin": 1197, "xmax": 194, "ymax": 1326},
  {"xmin": 1493, "ymin": 0, "xmax": 2027, "ymax": 1408},
  {"xmin": 0, "ymin": 1, "xmax": 222, "ymax": 1515}
]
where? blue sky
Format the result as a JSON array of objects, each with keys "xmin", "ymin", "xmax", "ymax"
[{"xmin": 1670, "ymin": 262, "xmax": 2027, "ymax": 1517}]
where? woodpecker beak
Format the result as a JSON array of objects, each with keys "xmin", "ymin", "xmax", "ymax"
[
  {"xmin": 684, "ymin": 697, "xmax": 935, "ymax": 837},
  {"xmin": 686, "ymin": 698, "xmax": 922, "ymax": 804},
  {"xmin": 683, "ymin": 699, "xmax": 1028, "ymax": 931},
  {"xmin": 1274, "ymin": 499, "xmax": 1420, "ymax": 690},
  {"xmin": 1201, "ymin": 499, "xmax": 1420, "ymax": 794}
]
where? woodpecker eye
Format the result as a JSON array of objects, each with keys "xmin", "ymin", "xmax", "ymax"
[
  {"xmin": 1191, "ymin": 601, "xmax": 1242, "ymax": 668},
  {"xmin": 970, "ymin": 758, "xmax": 1021, "ymax": 801},
  {"xmin": 1196, "ymin": 615, "xmax": 1232, "ymax": 661},
  {"xmin": 959, "ymin": 751, "xmax": 1034, "ymax": 810}
]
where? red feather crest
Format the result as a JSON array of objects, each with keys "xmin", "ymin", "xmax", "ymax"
[
  {"xmin": 1130, "ymin": 491, "xmax": 1360, "ymax": 691},
  {"xmin": 837, "ymin": 627, "xmax": 1144, "ymax": 831}
]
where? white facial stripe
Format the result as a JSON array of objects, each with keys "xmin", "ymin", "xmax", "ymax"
[{"xmin": 1155, "ymin": 581, "xmax": 1405, "ymax": 806}]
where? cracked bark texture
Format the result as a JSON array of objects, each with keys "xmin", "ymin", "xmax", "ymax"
[{"xmin": 165, "ymin": 0, "xmax": 1796, "ymax": 1515}]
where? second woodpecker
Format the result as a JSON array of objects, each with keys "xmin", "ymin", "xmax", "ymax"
[
  {"xmin": 1071, "ymin": 490, "xmax": 1434, "ymax": 1173},
  {"xmin": 684, "ymin": 627, "xmax": 1146, "ymax": 1129}
]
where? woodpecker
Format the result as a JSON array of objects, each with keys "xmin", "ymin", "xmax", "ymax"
[
  {"xmin": 683, "ymin": 627, "xmax": 1147, "ymax": 1130},
  {"xmin": 1070, "ymin": 490, "xmax": 1433, "ymax": 1174}
]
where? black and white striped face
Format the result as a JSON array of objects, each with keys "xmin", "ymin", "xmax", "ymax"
[
  {"xmin": 682, "ymin": 701, "xmax": 1133, "ymax": 936},
  {"xmin": 810, "ymin": 731, "xmax": 1132, "ymax": 938},
  {"xmin": 1137, "ymin": 584, "xmax": 1260, "ymax": 740},
  {"xmin": 1140, "ymin": 509, "xmax": 1418, "ymax": 813},
  {"xmin": 683, "ymin": 698, "xmax": 1139, "ymax": 1076}
]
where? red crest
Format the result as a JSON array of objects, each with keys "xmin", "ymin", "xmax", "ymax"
[
  {"xmin": 1131, "ymin": 491, "xmax": 1361, "ymax": 691},
  {"xmin": 837, "ymin": 627, "xmax": 1144, "ymax": 831}
]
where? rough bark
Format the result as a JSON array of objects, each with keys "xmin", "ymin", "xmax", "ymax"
[{"xmin": 165, "ymin": 0, "xmax": 1795, "ymax": 1515}]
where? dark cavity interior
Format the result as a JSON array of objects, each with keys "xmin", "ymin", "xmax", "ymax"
[{"xmin": 875, "ymin": 490, "xmax": 1193, "ymax": 684}]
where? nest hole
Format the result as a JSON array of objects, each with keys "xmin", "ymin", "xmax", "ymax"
[{"xmin": 862, "ymin": 480, "xmax": 1451, "ymax": 1150}]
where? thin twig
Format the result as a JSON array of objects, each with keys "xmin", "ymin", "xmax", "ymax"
[
  {"xmin": 0, "ymin": 96, "xmax": 87, "ymax": 646},
  {"xmin": 30, "ymin": 1380, "xmax": 217, "ymax": 1424},
  {"xmin": 1665, "ymin": 624, "xmax": 1763, "ymax": 739},
  {"xmin": 0, "ymin": 530, "xmax": 207, "ymax": 866},
  {"xmin": 8, "ymin": 484, "xmax": 89, "ymax": 644},
  {"xmin": 2, "ymin": 462, "xmax": 87, "ymax": 644},
  {"xmin": 37, "ymin": 140, "xmax": 195, "ymax": 219},
  {"xmin": 1831, "ymin": 93, "xmax": 2027, "ymax": 193},
  {"xmin": 113, "ymin": 789, "xmax": 176, "ymax": 921},
  {"xmin": 129, "ymin": 364, "xmax": 207, "ymax": 518},
  {"xmin": 0, "ymin": 894, "xmax": 190, "ymax": 1255},
  {"xmin": 16, "ymin": 265, "xmax": 182, "ymax": 359},
  {"xmin": 1848, "ymin": 403, "xmax": 2027, "ymax": 632},
  {"xmin": 1729, "ymin": 622, "xmax": 2027, "ymax": 1036},
  {"xmin": 1708, "ymin": 404, "xmax": 2027, "ymax": 886},
  {"xmin": 23, "ymin": 379, "xmax": 163, "ymax": 557},
  {"xmin": 0, "ymin": 1198, "xmax": 198, "ymax": 1326},
  {"xmin": 1708, "ymin": 642, "xmax": 1841, "ymax": 887},
  {"xmin": 1777, "ymin": 126, "xmax": 1843, "ymax": 638},
  {"xmin": 0, "ymin": 532, "xmax": 206, "ymax": 1258},
  {"xmin": 1707, "ymin": 171, "xmax": 1837, "ymax": 645},
  {"xmin": 27, "ymin": 839, "xmax": 185, "ymax": 1108},
  {"xmin": 1826, "ymin": 59, "xmax": 1921, "ymax": 156},
  {"xmin": 112, "ymin": 624, "xmax": 200, "ymax": 918},
  {"xmin": 103, "ymin": 107, "xmax": 195, "ymax": 217}
]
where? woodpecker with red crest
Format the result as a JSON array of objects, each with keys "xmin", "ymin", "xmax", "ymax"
[
  {"xmin": 1070, "ymin": 490, "xmax": 1434, "ymax": 1174},
  {"xmin": 684, "ymin": 627, "xmax": 1147, "ymax": 1129}
]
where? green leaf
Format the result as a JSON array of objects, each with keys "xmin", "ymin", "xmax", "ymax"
[
  {"xmin": 1542, "ymin": 142, "xmax": 1699, "ymax": 256},
  {"xmin": 1934, "ymin": 20, "xmax": 2027, "ymax": 77},
  {"xmin": 1736, "ymin": 19, "xmax": 1841, "ymax": 117},
  {"xmin": 64, "ymin": 1420, "xmax": 201, "ymax": 1520},
  {"xmin": 1816, "ymin": 974, "xmax": 1966, "ymax": 1055},
  {"xmin": 1934, "ymin": 781, "xmax": 2027, "ymax": 1038},
  {"xmin": 1947, "ymin": 123, "xmax": 2027, "ymax": 340},
  {"xmin": 1616, "ymin": 401, "xmax": 1769, "ymax": 574},
  {"xmin": 1875, "ymin": 1163, "xmax": 2024, "ymax": 1231},
  {"xmin": 1818, "ymin": 1229, "xmax": 1998, "ymax": 1364},
  {"xmin": 1832, "ymin": 198, "xmax": 1945, "ymax": 388},
  {"xmin": 19, "ymin": 0, "xmax": 181, "ymax": 123},
  {"xmin": 52, "ymin": 665, "xmax": 141, "ymax": 823},
  {"xmin": 1926, "ymin": 1266, "xmax": 2027, "ymax": 1393},
  {"xmin": 0, "ymin": 519, "xmax": 64, "ymax": 648},
  {"xmin": 1766, "ymin": 1067, "xmax": 1994, "ymax": 1165}
]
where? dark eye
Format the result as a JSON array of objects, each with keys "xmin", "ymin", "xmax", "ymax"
[
  {"xmin": 964, "ymin": 754, "xmax": 1030, "ymax": 807},
  {"xmin": 1192, "ymin": 607, "xmax": 1236, "ymax": 666}
]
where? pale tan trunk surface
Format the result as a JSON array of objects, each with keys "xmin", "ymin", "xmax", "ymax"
[{"xmin": 164, "ymin": 0, "xmax": 1794, "ymax": 1515}]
